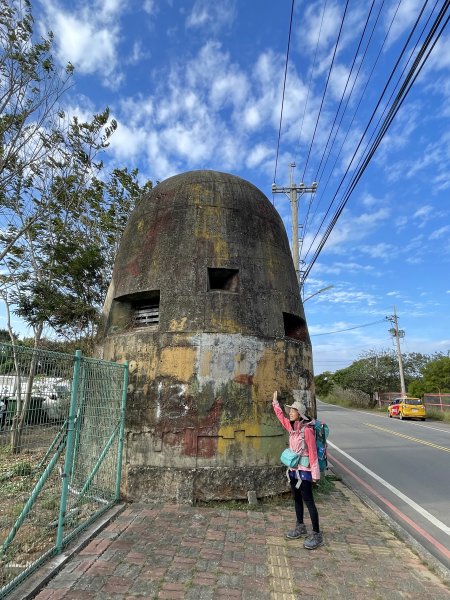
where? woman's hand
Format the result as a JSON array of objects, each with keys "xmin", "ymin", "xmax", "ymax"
[{"xmin": 272, "ymin": 391, "xmax": 279, "ymax": 405}]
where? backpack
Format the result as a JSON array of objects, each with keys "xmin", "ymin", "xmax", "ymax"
[{"xmin": 311, "ymin": 420, "xmax": 329, "ymax": 472}]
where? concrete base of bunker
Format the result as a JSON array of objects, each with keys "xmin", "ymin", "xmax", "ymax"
[{"xmin": 125, "ymin": 465, "xmax": 289, "ymax": 505}]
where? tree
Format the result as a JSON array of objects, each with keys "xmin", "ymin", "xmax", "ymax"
[
  {"xmin": 408, "ymin": 357, "xmax": 450, "ymax": 397},
  {"xmin": 0, "ymin": 0, "xmax": 119, "ymax": 451},
  {"xmin": 0, "ymin": 0, "xmax": 76, "ymax": 261},
  {"xmin": 332, "ymin": 359, "xmax": 380, "ymax": 406},
  {"xmin": 329, "ymin": 349, "xmax": 447, "ymax": 407},
  {"xmin": 314, "ymin": 372, "xmax": 334, "ymax": 398},
  {"xmin": 10, "ymin": 168, "xmax": 152, "ymax": 347}
]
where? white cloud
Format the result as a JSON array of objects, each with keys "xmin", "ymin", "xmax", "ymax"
[
  {"xmin": 305, "ymin": 207, "xmax": 390, "ymax": 255},
  {"xmin": 359, "ymin": 243, "xmax": 396, "ymax": 260},
  {"xmin": 40, "ymin": 1, "xmax": 121, "ymax": 84},
  {"xmin": 429, "ymin": 226, "xmax": 450, "ymax": 240},
  {"xmin": 143, "ymin": 0, "xmax": 157, "ymax": 15},
  {"xmin": 384, "ymin": 0, "xmax": 423, "ymax": 47},
  {"xmin": 246, "ymin": 145, "xmax": 273, "ymax": 169},
  {"xmin": 413, "ymin": 205, "xmax": 433, "ymax": 227},
  {"xmin": 186, "ymin": 0, "xmax": 235, "ymax": 32},
  {"xmin": 423, "ymin": 34, "xmax": 450, "ymax": 72}
]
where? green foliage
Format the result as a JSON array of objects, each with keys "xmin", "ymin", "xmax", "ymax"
[
  {"xmin": 331, "ymin": 359, "xmax": 380, "ymax": 405},
  {"xmin": 325, "ymin": 349, "xmax": 445, "ymax": 406},
  {"xmin": 0, "ymin": 0, "xmax": 74, "ymax": 259},
  {"xmin": 323, "ymin": 386, "xmax": 372, "ymax": 409},
  {"xmin": 314, "ymin": 371, "xmax": 334, "ymax": 397},
  {"xmin": 0, "ymin": 2, "xmax": 152, "ymax": 348},
  {"xmin": 408, "ymin": 357, "xmax": 450, "ymax": 397},
  {"xmin": 422, "ymin": 407, "xmax": 450, "ymax": 423}
]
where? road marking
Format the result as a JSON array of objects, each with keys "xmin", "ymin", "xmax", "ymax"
[
  {"xmin": 317, "ymin": 399, "xmax": 450, "ymax": 434},
  {"xmin": 327, "ymin": 440, "xmax": 450, "ymax": 536},
  {"xmin": 329, "ymin": 452, "xmax": 450, "ymax": 561},
  {"xmin": 363, "ymin": 423, "xmax": 450, "ymax": 453}
]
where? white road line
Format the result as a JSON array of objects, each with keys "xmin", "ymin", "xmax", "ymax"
[{"xmin": 327, "ymin": 440, "xmax": 450, "ymax": 536}]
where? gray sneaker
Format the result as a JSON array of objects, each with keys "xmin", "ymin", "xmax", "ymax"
[
  {"xmin": 304, "ymin": 531, "xmax": 324, "ymax": 549},
  {"xmin": 286, "ymin": 522, "xmax": 307, "ymax": 539}
]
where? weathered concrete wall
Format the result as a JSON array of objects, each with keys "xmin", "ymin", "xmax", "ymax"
[{"xmin": 100, "ymin": 170, "xmax": 315, "ymax": 502}]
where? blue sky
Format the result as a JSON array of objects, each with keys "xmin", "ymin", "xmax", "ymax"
[{"xmin": 3, "ymin": 0, "xmax": 450, "ymax": 374}]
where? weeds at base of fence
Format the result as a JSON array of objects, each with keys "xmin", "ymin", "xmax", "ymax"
[{"xmin": 424, "ymin": 408, "xmax": 450, "ymax": 423}]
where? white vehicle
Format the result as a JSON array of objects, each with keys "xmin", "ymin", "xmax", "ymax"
[{"xmin": 41, "ymin": 383, "xmax": 71, "ymax": 421}]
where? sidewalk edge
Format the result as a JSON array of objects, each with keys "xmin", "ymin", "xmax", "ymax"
[
  {"xmin": 6, "ymin": 503, "xmax": 127, "ymax": 600},
  {"xmin": 331, "ymin": 468, "xmax": 450, "ymax": 587}
]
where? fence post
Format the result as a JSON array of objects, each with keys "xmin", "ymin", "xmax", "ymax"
[
  {"xmin": 56, "ymin": 350, "xmax": 82, "ymax": 552},
  {"xmin": 115, "ymin": 362, "xmax": 129, "ymax": 501}
]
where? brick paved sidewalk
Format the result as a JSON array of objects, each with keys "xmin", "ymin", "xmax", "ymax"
[{"xmin": 30, "ymin": 482, "xmax": 448, "ymax": 600}]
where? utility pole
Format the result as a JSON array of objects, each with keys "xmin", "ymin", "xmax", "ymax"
[
  {"xmin": 387, "ymin": 306, "xmax": 406, "ymax": 397},
  {"xmin": 272, "ymin": 163, "xmax": 317, "ymax": 283}
]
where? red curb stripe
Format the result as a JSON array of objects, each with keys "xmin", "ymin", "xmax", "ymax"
[{"xmin": 329, "ymin": 452, "xmax": 450, "ymax": 560}]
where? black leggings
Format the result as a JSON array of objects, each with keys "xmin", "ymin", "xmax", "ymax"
[{"xmin": 290, "ymin": 479, "xmax": 320, "ymax": 533}]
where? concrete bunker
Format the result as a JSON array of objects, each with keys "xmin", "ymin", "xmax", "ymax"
[{"xmin": 100, "ymin": 170, "xmax": 315, "ymax": 503}]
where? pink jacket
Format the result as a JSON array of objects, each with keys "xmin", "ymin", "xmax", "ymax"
[{"xmin": 272, "ymin": 399, "xmax": 320, "ymax": 481}]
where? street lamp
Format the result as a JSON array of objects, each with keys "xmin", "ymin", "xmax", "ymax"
[{"xmin": 303, "ymin": 285, "xmax": 334, "ymax": 303}]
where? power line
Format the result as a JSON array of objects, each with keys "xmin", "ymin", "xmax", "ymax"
[
  {"xmin": 301, "ymin": 1, "xmax": 449, "ymax": 283},
  {"xmin": 300, "ymin": 0, "xmax": 350, "ymax": 183},
  {"xmin": 303, "ymin": 0, "xmax": 399, "ymax": 258},
  {"xmin": 311, "ymin": 318, "xmax": 387, "ymax": 336},
  {"xmin": 296, "ymin": 0, "xmax": 328, "ymax": 165},
  {"xmin": 312, "ymin": 0, "xmax": 378, "ymax": 185},
  {"xmin": 273, "ymin": 0, "xmax": 295, "ymax": 185}
]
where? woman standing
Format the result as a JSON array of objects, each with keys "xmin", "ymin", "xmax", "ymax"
[{"xmin": 272, "ymin": 390, "xmax": 323, "ymax": 549}]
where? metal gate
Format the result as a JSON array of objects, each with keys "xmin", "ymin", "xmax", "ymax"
[{"xmin": 0, "ymin": 343, "xmax": 128, "ymax": 597}]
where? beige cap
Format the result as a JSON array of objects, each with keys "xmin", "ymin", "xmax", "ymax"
[{"xmin": 284, "ymin": 401, "xmax": 308, "ymax": 420}]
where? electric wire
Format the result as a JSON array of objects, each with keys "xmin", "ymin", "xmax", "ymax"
[
  {"xmin": 310, "ymin": 318, "xmax": 387, "ymax": 336},
  {"xmin": 273, "ymin": 0, "xmax": 295, "ymax": 186},
  {"xmin": 333, "ymin": 0, "xmax": 440, "ymax": 207},
  {"xmin": 304, "ymin": 0, "xmax": 399, "ymax": 250},
  {"xmin": 303, "ymin": 2, "xmax": 442, "ymax": 279},
  {"xmin": 302, "ymin": 0, "xmax": 449, "ymax": 282},
  {"xmin": 296, "ymin": 0, "xmax": 328, "ymax": 165},
  {"xmin": 300, "ymin": 0, "xmax": 350, "ymax": 183},
  {"xmin": 312, "ymin": 0, "xmax": 377, "ymax": 186},
  {"xmin": 304, "ymin": 0, "xmax": 428, "ymax": 262},
  {"xmin": 302, "ymin": 0, "xmax": 385, "ymax": 251}
]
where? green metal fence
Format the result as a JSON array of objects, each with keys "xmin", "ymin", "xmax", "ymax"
[{"xmin": 0, "ymin": 343, "xmax": 128, "ymax": 597}]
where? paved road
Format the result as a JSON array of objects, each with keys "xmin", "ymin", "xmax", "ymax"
[{"xmin": 317, "ymin": 400, "xmax": 450, "ymax": 571}]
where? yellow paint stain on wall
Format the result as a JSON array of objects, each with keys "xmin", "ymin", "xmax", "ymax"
[
  {"xmin": 169, "ymin": 316, "xmax": 187, "ymax": 332},
  {"xmin": 252, "ymin": 341, "xmax": 308, "ymax": 401},
  {"xmin": 217, "ymin": 421, "xmax": 262, "ymax": 455},
  {"xmin": 199, "ymin": 349, "xmax": 213, "ymax": 378},
  {"xmin": 189, "ymin": 182, "xmax": 213, "ymax": 203},
  {"xmin": 159, "ymin": 346, "xmax": 196, "ymax": 381},
  {"xmin": 194, "ymin": 205, "xmax": 230, "ymax": 262},
  {"xmin": 209, "ymin": 313, "xmax": 239, "ymax": 332},
  {"xmin": 212, "ymin": 236, "xmax": 229, "ymax": 260}
]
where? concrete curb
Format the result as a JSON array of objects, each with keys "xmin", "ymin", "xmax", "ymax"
[
  {"xmin": 6, "ymin": 503, "xmax": 127, "ymax": 600},
  {"xmin": 330, "ymin": 466, "xmax": 450, "ymax": 586}
]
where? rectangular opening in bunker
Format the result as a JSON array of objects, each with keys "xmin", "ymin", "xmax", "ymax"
[
  {"xmin": 110, "ymin": 290, "xmax": 160, "ymax": 332},
  {"xmin": 208, "ymin": 268, "xmax": 239, "ymax": 292},
  {"xmin": 283, "ymin": 312, "xmax": 308, "ymax": 342},
  {"xmin": 132, "ymin": 292, "xmax": 160, "ymax": 327}
]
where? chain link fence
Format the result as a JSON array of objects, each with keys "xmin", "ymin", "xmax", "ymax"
[{"xmin": 0, "ymin": 343, "xmax": 128, "ymax": 597}]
